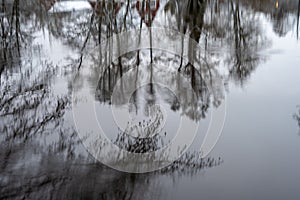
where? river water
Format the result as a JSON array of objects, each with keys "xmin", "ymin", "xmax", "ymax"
[{"xmin": 1, "ymin": 0, "xmax": 300, "ymax": 199}]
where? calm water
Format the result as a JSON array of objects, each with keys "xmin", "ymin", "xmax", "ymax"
[{"xmin": 1, "ymin": 0, "xmax": 300, "ymax": 199}]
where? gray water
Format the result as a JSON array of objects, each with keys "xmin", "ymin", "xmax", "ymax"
[{"xmin": 1, "ymin": 0, "xmax": 300, "ymax": 199}]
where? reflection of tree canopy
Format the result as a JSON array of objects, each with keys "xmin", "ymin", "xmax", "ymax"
[
  {"xmin": 239, "ymin": 0, "xmax": 300, "ymax": 37},
  {"xmin": 163, "ymin": 0, "xmax": 270, "ymax": 85},
  {"xmin": 93, "ymin": 0, "xmax": 270, "ymax": 123},
  {"xmin": 2, "ymin": 0, "xmax": 279, "ymax": 89},
  {"xmin": 95, "ymin": 50, "xmax": 218, "ymax": 122},
  {"xmin": 226, "ymin": 1, "xmax": 266, "ymax": 85}
]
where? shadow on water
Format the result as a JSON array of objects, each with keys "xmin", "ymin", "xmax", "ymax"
[{"xmin": 1, "ymin": 0, "xmax": 300, "ymax": 199}]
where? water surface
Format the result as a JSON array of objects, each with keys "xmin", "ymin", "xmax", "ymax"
[{"xmin": 1, "ymin": 0, "xmax": 300, "ymax": 199}]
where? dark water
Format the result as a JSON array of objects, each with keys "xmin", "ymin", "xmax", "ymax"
[{"xmin": 1, "ymin": 0, "xmax": 300, "ymax": 199}]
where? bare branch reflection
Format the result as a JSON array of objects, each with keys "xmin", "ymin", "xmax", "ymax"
[{"xmin": 1, "ymin": 0, "xmax": 300, "ymax": 199}]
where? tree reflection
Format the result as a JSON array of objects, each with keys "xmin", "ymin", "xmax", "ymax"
[
  {"xmin": 0, "ymin": 0, "xmax": 22, "ymax": 77},
  {"xmin": 0, "ymin": 1, "xmax": 224, "ymax": 199},
  {"xmin": 240, "ymin": 0, "xmax": 300, "ymax": 37},
  {"xmin": 1, "ymin": 0, "xmax": 300, "ymax": 199},
  {"xmin": 227, "ymin": 0, "xmax": 264, "ymax": 85}
]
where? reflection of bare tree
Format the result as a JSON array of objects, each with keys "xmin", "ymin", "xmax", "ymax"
[
  {"xmin": 0, "ymin": 85, "xmax": 68, "ymax": 141},
  {"xmin": 0, "ymin": 0, "xmax": 22, "ymax": 77},
  {"xmin": 197, "ymin": 0, "xmax": 267, "ymax": 86},
  {"xmin": 164, "ymin": 0, "xmax": 224, "ymax": 109},
  {"xmin": 0, "ymin": 55, "xmax": 72, "ymax": 180},
  {"xmin": 1, "ymin": 108, "xmax": 222, "ymax": 200},
  {"xmin": 95, "ymin": 52, "xmax": 217, "ymax": 122},
  {"xmin": 0, "ymin": 140, "xmax": 222, "ymax": 200},
  {"xmin": 93, "ymin": 0, "xmax": 223, "ymax": 122},
  {"xmin": 0, "ymin": 1, "xmax": 70, "ymax": 146},
  {"xmin": 2, "ymin": 0, "xmax": 300, "ymax": 199},
  {"xmin": 165, "ymin": 0, "xmax": 269, "ymax": 86},
  {"xmin": 0, "ymin": 2, "xmax": 224, "ymax": 199},
  {"xmin": 164, "ymin": 0, "xmax": 207, "ymax": 70},
  {"xmin": 0, "ymin": 2, "xmax": 77, "ymax": 196},
  {"xmin": 228, "ymin": 1, "xmax": 263, "ymax": 85}
]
